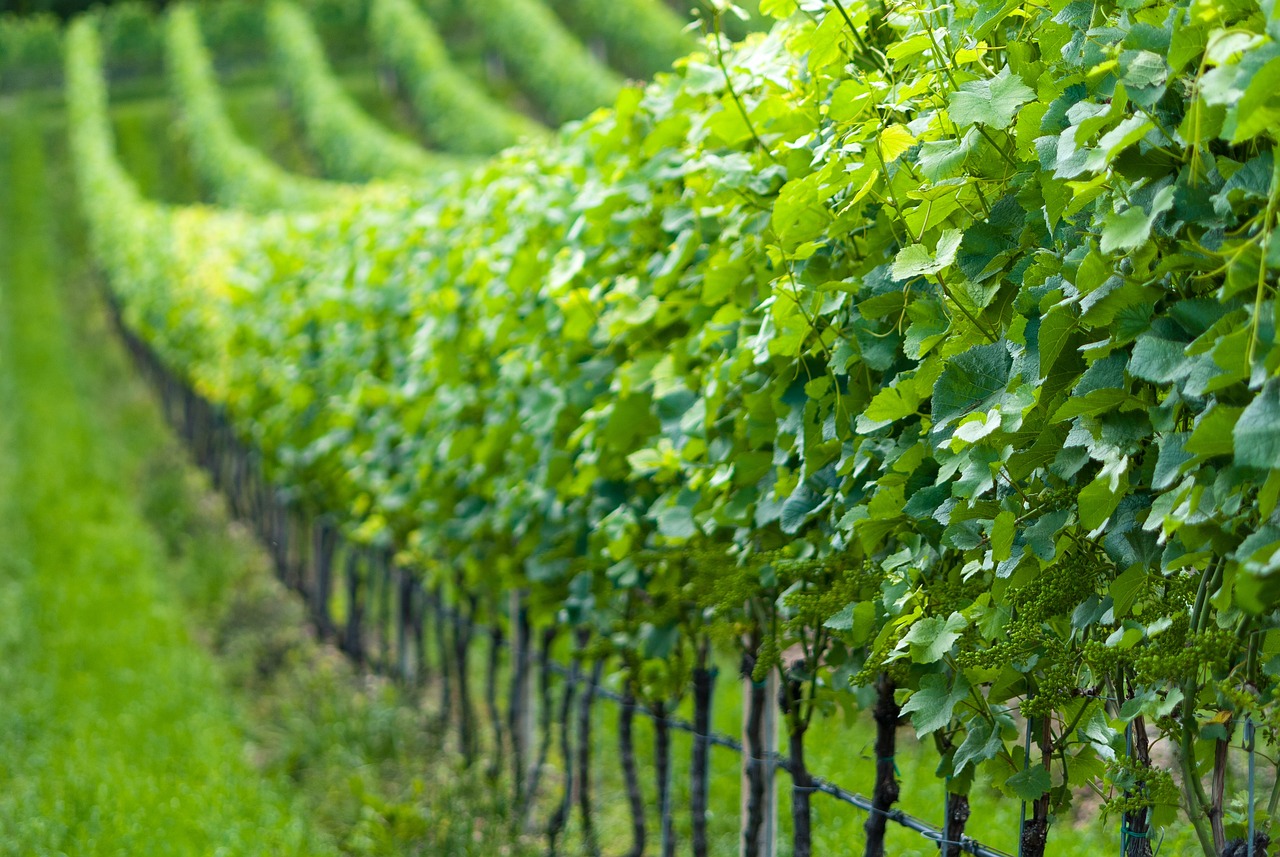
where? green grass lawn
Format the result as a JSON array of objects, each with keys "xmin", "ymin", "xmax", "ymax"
[
  {"xmin": 0, "ymin": 107, "xmax": 333, "ymax": 857},
  {"xmin": 0, "ymin": 102, "xmax": 533, "ymax": 857}
]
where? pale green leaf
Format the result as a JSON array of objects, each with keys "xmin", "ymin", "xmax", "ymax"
[
  {"xmin": 902, "ymin": 612, "xmax": 968, "ymax": 663},
  {"xmin": 991, "ymin": 510, "xmax": 1016, "ymax": 561},
  {"xmin": 949, "ymin": 67, "xmax": 1035, "ymax": 130}
]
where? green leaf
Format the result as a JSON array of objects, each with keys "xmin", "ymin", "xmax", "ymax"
[
  {"xmin": 1235, "ymin": 525, "xmax": 1280, "ymax": 577},
  {"xmin": 1128, "ymin": 336, "xmax": 1191, "ymax": 383},
  {"xmin": 901, "ymin": 673, "xmax": 970, "ymax": 735},
  {"xmin": 655, "ymin": 505, "xmax": 697, "ymax": 538},
  {"xmin": 758, "ymin": 0, "xmax": 797, "ymax": 17},
  {"xmin": 1153, "ymin": 432, "xmax": 1191, "ymax": 490},
  {"xmin": 949, "ymin": 67, "xmax": 1035, "ymax": 130},
  {"xmin": 858, "ymin": 386, "xmax": 920, "ymax": 431},
  {"xmin": 1228, "ymin": 56, "xmax": 1280, "ymax": 143},
  {"xmin": 1120, "ymin": 50, "xmax": 1168, "ymax": 107},
  {"xmin": 1051, "ymin": 388, "xmax": 1133, "ymax": 422},
  {"xmin": 773, "ymin": 174, "xmax": 831, "ymax": 249},
  {"xmin": 918, "ymin": 130, "xmax": 979, "ymax": 181},
  {"xmin": 901, "ymin": 612, "xmax": 968, "ymax": 663},
  {"xmin": 1006, "ymin": 764, "xmax": 1052, "ymax": 801},
  {"xmin": 953, "ymin": 718, "xmax": 1003, "ymax": 773},
  {"xmin": 1234, "ymin": 380, "xmax": 1280, "ymax": 470},
  {"xmin": 824, "ymin": 602, "xmax": 857, "ymax": 631},
  {"xmin": 1099, "ymin": 186, "xmax": 1174, "ymax": 254},
  {"xmin": 1084, "ymin": 114, "xmax": 1155, "ymax": 172},
  {"xmin": 1110, "ymin": 565, "xmax": 1147, "ymax": 619},
  {"xmin": 891, "ymin": 229, "xmax": 963, "ymax": 280},
  {"xmin": 1187, "ymin": 405, "xmax": 1243, "ymax": 458},
  {"xmin": 877, "ymin": 125, "xmax": 916, "ymax": 163},
  {"xmin": 933, "ymin": 343, "xmax": 1012, "ymax": 429},
  {"xmin": 1100, "ymin": 206, "xmax": 1154, "ymax": 253},
  {"xmin": 1037, "ymin": 304, "xmax": 1078, "ymax": 381},
  {"xmin": 780, "ymin": 475, "xmax": 833, "ymax": 534},
  {"xmin": 970, "ymin": 0, "xmax": 1023, "ymax": 39},
  {"xmin": 1079, "ymin": 470, "xmax": 1127, "ymax": 529},
  {"xmin": 991, "ymin": 510, "xmax": 1016, "ymax": 561}
]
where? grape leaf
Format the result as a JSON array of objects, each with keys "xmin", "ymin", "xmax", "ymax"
[
  {"xmin": 901, "ymin": 673, "xmax": 971, "ymax": 735},
  {"xmin": 933, "ymin": 342, "xmax": 1013, "ymax": 429},
  {"xmin": 1128, "ymin": 335, "xmax": 1191, "ymax": 383},
  {"xmin": 1235, "ymin": 380, "xmax": 1280, "ymax": 470},
  {"xmin": 901, "ymin": 612, "xmax": 968, "ymax": 663},
  {"xmin": 891, "ymin": 229, "xmax": 963, "ymax": 280},
  {"xmin": 949, "ymin": 67, "xmax": 1035, "ymax": 130},
  {"xmin": 1006, "ymin": 765, "xmax": 1052, "ymax": 800},
  {"xmin": 953, "ymin": 718, "xmax": 1003, "ymax": 773}
]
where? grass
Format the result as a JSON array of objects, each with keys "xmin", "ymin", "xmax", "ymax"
[
  {"xmin": 0, "ymin": 108, "xmax": 330, "ymax": 857},
  {"xmin": 0, "ymin": 101, "xmax": 537, "ymax": 857},
  {"xmin": 111, "ymin": 96, "xmax": 201, "ymax": 204}
]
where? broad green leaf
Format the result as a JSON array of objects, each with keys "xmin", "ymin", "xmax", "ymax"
[
  {"xmin": 953, "ymin": 719, "xmax": 1003, "ymax": 773},
  {"xmin": 949, "ymin": 68, "xmax": 1036, "ymax": 130},
  {"xmin": 1235, "ymin": 525, "xmax": 1280, "ymax": 576},
  {"xmin": 1187, "ymin": 405, "xmax": 1243, "ymax": 458},
  {"xmin": 1128, "ymin": 336, "xmax": 1191, "ymax": 383},
  {"xmin": 991, "ymin": 510, "xmax": 1016, "ymax": 561},
  {"xmin": 1228, "ymin": 56, "xmax": 1280, "ymax": 142},
  {"xmin": 918, "ymin": 130, "xmax": 979, "ymax": 181},
  {"xmin": 901, "ymin": 613, "xmax": 968, "ymax": 663},
  {"xmin": 1120, "ymin": 50, "xmax": 1168, "ymax": 107},
  {"xmin": 759, "ymin": 0, "xmax": 797, "ymax": 18},
  {"xmin": 877, "ymin": 124, "xmax": 916, "ymax": 163},
  {"xmin": 1083, "ymin": 114, "xmax": 1155, "ymax": 172},
  {"xmin": 773, "ymin": 174, "xmax": 831, "ymax": 248},
  {"xmin": 1079, "ymin": 470, "xmax": 1127, "ymax": 529},
  {"xmin": 655, "ymin": 505, "xmax": 697, "ymax": 539},
  {"xmin": 825, "ymin": 602, "xmax": 857, "ymax": 631},
  {"xmin": 1234, "ymin": 380, "xmax": 1280, "ymax": 470},
  {"xmin": 1110, "ymin": 565, "xmax": 1147, "ymax": 619},
  {"xmin": 858, "ymin": 381, "xmax": 924, "ymax": 430},
  {"xmin": 1037, "ymin": 304, "xmax": 1078, "ymax": 381},
  {"xmin": 780, "ymin": 477, "xmax": 832, "ymax": 534},
  {"xmin": 901, "ymin": 673, "xmax": 971, "ymax": 735},
  {"xmin": 933, "ymin": 342, "xmax": 1012, "ymax": 429},
  {"xmin": 1153, "ymin": 432, "xmax": 1192, "ymax": 490},
  {"xmin": 892, "ymin": 229, "xmax": 963, "ymax": 280},
  {"xmin": 1099, "ymin": 186, "xmax": 1174, "ymax": 254},
  {"xmin": 1006, "ymin": 765, "xmax": 1052, "ymax": 801}
]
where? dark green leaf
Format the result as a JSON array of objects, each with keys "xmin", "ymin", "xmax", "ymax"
[
  {"xmin": 1235, "ymin": 380, "xmax": 1280, "ymax": 470},
  {"xmin": 933, "ymin": 343, "xmax": 1013, "ymax": 429}
]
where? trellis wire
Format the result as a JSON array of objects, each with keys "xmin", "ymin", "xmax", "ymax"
[{"xmin": 107, "ymin": 292, "xmax": 1018, "ymax": 857}]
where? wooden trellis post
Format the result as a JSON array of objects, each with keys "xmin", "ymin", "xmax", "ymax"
[
  {"xmin": 742, "ymin": 670, "xmax": 778, "ymax": 857},
  {"xmin": 509, "ymin": 589, "xmax": 535, "ymax": 799}
]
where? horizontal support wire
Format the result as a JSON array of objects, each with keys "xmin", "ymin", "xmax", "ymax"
[{"xmin": 104, "ymin": 287, "xmax": 1014, "ymax": 857}]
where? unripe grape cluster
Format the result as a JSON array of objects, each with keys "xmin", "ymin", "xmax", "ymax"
[
  {"xmin": 1132, "ymin": 627, "xmax": 1233, "ymax": 685},
  {"xmin": 1011, "ymin": 550, "xmax": 1105, "ymax": 624},
  {"xmin": 752, "ymin": 634, "xmax": 780, "ymax": 683},
  {"xmin": 1102, "ymin": 762, "xmax": 1179, "ymax": 817},
  {"xmin": 1036, "ymin": 485, "xmax": 1077, "ymax": 514},
  {"xmin": 851, "ymin": 625, "xmax": 910, "ymax": 687},
  {"xmin": 959, "ymin": 552, "xmax": 1103, "ymax": 676}
]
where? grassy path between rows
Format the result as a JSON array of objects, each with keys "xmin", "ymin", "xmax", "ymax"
[{"xmin": 0, "ymin": 110, "xmax": 333, "ymax": 856}]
